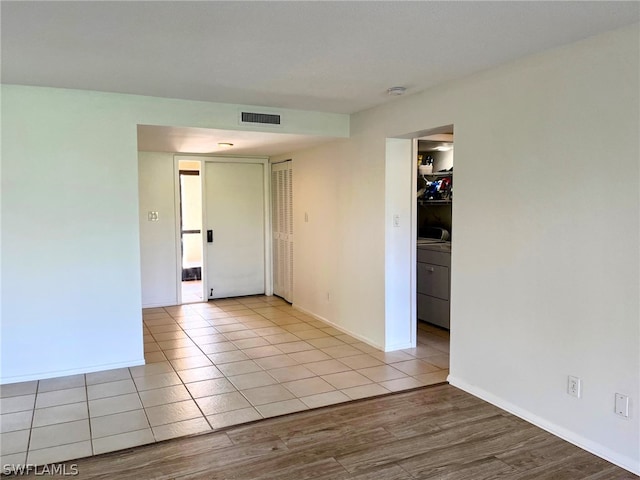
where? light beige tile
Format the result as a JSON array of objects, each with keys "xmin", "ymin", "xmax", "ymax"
[
  {"xmin": 342, "ymin": 383, "xmax": 391, "ymax": 400},
  {"xmin": 144, "ymin": 342, "xmax": 162, "ymax": 353},
  {"xmin": 0, "ymin": 429, "xmax": 30, "ymax": 455},
  {"xmin": 321, "ymin": 371, "xmax": 372, "ymax": 389},
  {"xmin": 32, "ymin": 402, "xmax": 88, "ymax": 427},
  {"xmin": 266, "ymin": 365, "xmax": 315, "ymax": 383},
  {"xmin": 389, "ymin": 359, "xmax": 441, "ymax": 376},
  {"xmin": 35, "ymin": 387, "xmax": 86, "ymax": 409},
  {"xmin": 38, "ymin": 374, "xmax": 86, "ymax": 393},
  {"xmin": 254, "ymin": 355, "xmax": 298, "ymax": 370},
  {"xmin": 300, "ymin": 391, "xmax": 351, "ymax": 409},
  {"xmin": 351, "ymin": 342, "xmax": 380, "ymax": 354},
  {"xmin": 206, "ymin": 407, "xmax": 262, "ymax": 430},
  {"xmin": 156, "ymin": 338, "xmax": 196, "ymax": 350},
  {"xmin": 185, "ymin": 378, "xmax": 236, "ymax": 398},
  {"xmin": 89, "ymin": 393, "xmax": 143, "ymax": 417},
  {"xmin": 92, "ymin": 428, "xmax": 154, "ymax": 455},
  {"xmin": 421, "ymin": 354, "xmax": 450, "ymax": 370},
  {"xmin": 200, "ymin": 342, "xmax": 238, "ymax": 354},
  {"xmin": 320, "ymin": 327, "xmax": 342, "ymax": 336},
  {"xmin": 176, "ymin": 365, "xmax": 224, "ymax": 383},
  {"xmin": 281, "ymin": 323, "xmax": 315, "ymax": 333},
  {"xmin": 145, "ymin": 351, "xmax": 168, "ymax": 363},
  {"xmin": 163, "ymin": 346, "xmax": 204, "ymax": 360},
  {"xmin": 0, "ymin": 394, "xmax": 35, "ymax": 414},
  {"xmin": 207, "ymin": 350, "xmax": 249, "ymax": 364},
  {"xmin": 224, "ymin": 329, "xmax": 260, "ymax": 341},
  {"xmin": 379, "ymin": 377, "xmax": 426, "ymax": 392},
  {"xmin": 152, "ymin": 330, "xmax": 190, "ymax": 342},
  {"xmin": 1, "ymin": 411, "xmax": 33, "ymax": 433},
  {"xmin": 147, "ymin": 323, "xmax": 182, "ymax": 333},
  {"xmin": 263, "ymin": 333, "xmax": 301, "ymax": 345},
  {"xmin": 241, "ymin": 385, "xmax": 295, "ymax": 406},
  {"xmin": 87, "ymin": 379, "xmax": 136, "ymax": 400},
  {"xmin": 133, "ymin": 372, "xmax": 182, "ymax": 391},
  {"xmin": 288, "ymin": 350, "xmax": 332, "ymax": 364},
  {"xmin": 276, "ymin": 341, "xmax": 315, "ymax": 354},
  {"xmin": 145, "ymin": 400, "xmax": 203, "ymax": 427},
  {"xmin": 192, "ymin": 334, "xmax": 228, "ymax": 346},
  {"xmin": 90, "ymin": 409, "xmax": 150, "ymax": 438},
  {"xmin": 216, "ymin": 360, "xmax": 263, "ymax": 376},
  {"xmin": 357, "ymin": 365, "xmax": 407, "ymax": 382},
  {"xmin": 29, "ymin": 419, "xmax": 90, "ymax": 450},
  {"xmin": 334, "ymin": 334, "xmax": 360, "ymax": 344},
  {"xmin": 305, "ymin": 359, "xmax": 351, "ymax": 376},
  {"xmin": 0, "ymin": 381, "xmax": 38, "ymax": 398},
  {"xmin": 321, "ymin": 345, "xmax": 363, "ymax": 358},
  {"xmin": 368, "ymin": 350, "xmax": 414, "ymax": 363},
  {"xmin": 227, "ymin": 371, "xmax": 277, "ymax": 390},
  {"xmin": 195, "ymin": 392, "xmax": 251, "ymax": 415},
  {"xmin": 413, "ymin": 370, "xmax": 449, "ymax": 385},
  {"xmin": 306, "ymin": 337, "xmax": 346, "ymax": 349},
  {"xmin": 216, "ymin": 323, "xmax": 249, "ymax": 333},
  {"xmin": 0, "ymin": 452, "xmax": 27, "ymax": 468},
  {"xmin": 129, "ymin": 361, "xmax": 174, "ymax": 378},
  {"xmin": 242, "ymin": 345, "xmax": 283, "ymax": 359},
  {"xmin": 252, "ymin": 327, "xmax": 287, "ymax": 337},
  {"xmin": 294, "ymin": 329, "xmax": 330, "ymax": 340},
  {"xmin": 338, "ymin": 354, "xmax": 384, "ymax": 370},
  {"xmin": 183, "ymin": 326, "xmax": 218, "ymax": 337},
  {"xmin": 138, "ymin": 384, "xmax": 191, "ymax": 408},
  {"xmin": 26, "ymin": 441, "xmax": 92, "ymax": 465},
  {"xmin": 169, "ymin": 355, "xmax": 213, "ymax": 372},
  {"xmin": 282, "ymin": 377, "xmax": 335, "ymax": 397},
  {"xmin": 152, "ymin": 417, "xmax": 211, "ymax": 441},
  {"xmin": 270, "ymin": 316, "xmax": 302, "ymax": 326},
  {"xmin": 232, "ymin": 337, "xmax": 270, "ymax": 349},
  {"xmin": 256, "ymin": 399, "xmax": 307, "ymax": 418}
]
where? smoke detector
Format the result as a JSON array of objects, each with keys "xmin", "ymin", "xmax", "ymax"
[{"xmin": 387, "ymin": 86, "xmax": 407, "ymax": 96}]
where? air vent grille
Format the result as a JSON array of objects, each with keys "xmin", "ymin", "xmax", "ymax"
[{"xmin": 241, "ymin": 112, "xmax": 281, "ymax": 125}]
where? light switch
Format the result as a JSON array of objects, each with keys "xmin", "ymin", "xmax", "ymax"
[{"xmin": 148, "ymin": 211, "xmax": 159, "ymax": 222}]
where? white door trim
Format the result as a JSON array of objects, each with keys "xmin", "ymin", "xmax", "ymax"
[{"xmin": 175, "ymin": 155, "xmax": 273, "ymax": 300}]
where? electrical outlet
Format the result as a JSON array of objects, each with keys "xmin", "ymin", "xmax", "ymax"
[
  {"xmin": 568, "ymin": 375, "xmax": 581, "ymax": 398},
  {"xmin": 615, "ymin": 393, "xmax": 629, "ymax": 418},
  {"xmin": 393, "ymin": 214, "xmax": 400, "ymax": 227}
]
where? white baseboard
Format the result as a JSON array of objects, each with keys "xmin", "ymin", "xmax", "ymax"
[
  {"xmin": 448, "ymin": 375, "xmax": 640, "ymax": 476},
  {"xmin": 0, "ymin": 358, "xmax": 146, "ymax": 385},
  {"xmin": 292, "ymin": 304, "xmax": 384, "ymax": 351}
]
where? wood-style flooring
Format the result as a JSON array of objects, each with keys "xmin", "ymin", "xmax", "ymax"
[{"xmin": 7, "ymin": 384, "xmax": 636, "ymax": 479}]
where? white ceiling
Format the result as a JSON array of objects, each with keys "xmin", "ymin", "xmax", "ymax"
[{"xmin": 3, "ymin": 1, "xmax": 638, "ymax": 155}]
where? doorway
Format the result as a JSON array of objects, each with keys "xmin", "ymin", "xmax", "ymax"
[{"xmin": 178, "ymin": 161, "xmax": 204, "ymax": 303}]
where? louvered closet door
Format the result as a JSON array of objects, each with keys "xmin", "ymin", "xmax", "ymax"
[{"xmin": 272, "ymin": 161, "xmax": 293, "ymax": 302}]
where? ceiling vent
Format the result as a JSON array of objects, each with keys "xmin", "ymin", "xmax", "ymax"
[{"xmin": 240, "ymin": 111, "xmax": 282, "ymax": 126}]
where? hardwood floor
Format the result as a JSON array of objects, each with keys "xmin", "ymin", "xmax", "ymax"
[{"xmin": 8, "ymin": 385, "xmax": 636, "ymax": 479}]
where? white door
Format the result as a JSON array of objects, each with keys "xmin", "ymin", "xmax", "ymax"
[
  {"xmin": 205, "ymin": 161, "xmax": 265, "ymax": 299},
  {"xmin": 271, "ymin": 161, "xmax": 293, "ymax": 302}
]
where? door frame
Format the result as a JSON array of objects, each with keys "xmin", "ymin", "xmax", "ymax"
[
  {"xmin": 174, "ymin": 155, "xmax": 273, "ymax": 303},
  {"xmin": 385, "ymin": 124, "xmax": 453, "ymax": 351}
]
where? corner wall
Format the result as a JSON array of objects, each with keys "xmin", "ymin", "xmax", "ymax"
[
  {"xmin": 0, "ymin": 87, "xmax": 349, "ymax": 383},
  {"xmin": 276, "ymin": 24, "xmax": 640, "ymax": 472}
]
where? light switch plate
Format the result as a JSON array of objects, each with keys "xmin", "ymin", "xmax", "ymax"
[{"xmin": 148, "ymin": 211, "xmax": 159, "ymax": 221}]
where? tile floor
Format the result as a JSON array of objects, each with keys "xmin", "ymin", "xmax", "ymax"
[{"xmin": 0, "ymin": 295, "xmax": 449, "ymax": 467}]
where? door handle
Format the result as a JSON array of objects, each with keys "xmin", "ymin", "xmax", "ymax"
[{"xmin": 207, "ymin": 230, "xmax": 213, "ymax": 243}]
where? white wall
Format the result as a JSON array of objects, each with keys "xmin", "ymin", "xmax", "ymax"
[
  {"xmin": 138, "ymin": 151, "xmax": 178, "ymax": 307},
  {"xmin": 276, "ymin": 24, "xmax": 639, "ymax": 473},
  {"xmin": 0, "ymin": 87, "xmax": 348, "ymax": 383}
]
